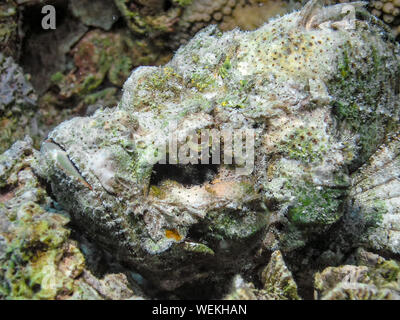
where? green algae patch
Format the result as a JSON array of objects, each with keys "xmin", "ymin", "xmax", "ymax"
[
  {"xmin": 173, "ymin": 0, "xmax": 193, "ymax": 7},
  {"xmin": 207, "ymin": 209, "xmax": 268, "ymax": 240},
  {"xmin": 219, "ymin": 57, "xmax": 232, "ymax": 79},
  {"xmin": 0, "ymin": 202, "xmax": 85, "ymax": 300},
  {"xmin": 287, "ymin": 183, "xmax": 345, "ymax": 227},
  {"xmin": 329, "ymin": 39, "xmax": 399, "ymax": 167}
]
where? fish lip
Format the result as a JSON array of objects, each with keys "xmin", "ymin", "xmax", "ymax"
[{"xmin": 42, "ymin": 139, "xmax": 93, "ymax": 191}]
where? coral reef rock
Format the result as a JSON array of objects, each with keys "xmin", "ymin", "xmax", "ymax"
[
  {"xmin": 259, "ymin": 250, "xmax": 300, "ymax": 299},
  {"xmin": 224, "ymin": 251, "xmax": 300, "ymax": 300},
  {"xmin": 0, "ymin": 0, "xmax": 20, "ymax": 59},
  {"xmin": 369, "ymin": 0, "xmax": 400, "ymax": 37},
  {"xmin": 52, "ymin": 29, "xmax": 167, "ymax": 99},
  {"xmin": 69, "ymin": 0, "xmax": 121, "ymax": 31},
  {"xmin": 37, "ymin": 0, "xmax": 400, "ymax": 294},
  {"xmin": 314, "ymin": 249, "xmax": 400, "ymax": 300},
  {"xmin": 170, "ymin": 0, "xmax": 297, "ymax": 47},
  {"xmin": 0, "ymin": 53, "xmax": 37, "ymax": 154}
]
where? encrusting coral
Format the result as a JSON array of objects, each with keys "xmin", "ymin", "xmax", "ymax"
[
  {"xmin": 169, "ymin": 0, "xmax": 297, "ymax": 47},
  {"xmin": 370, "ymin": 0, "xmax": 400, "ymax": 37}
]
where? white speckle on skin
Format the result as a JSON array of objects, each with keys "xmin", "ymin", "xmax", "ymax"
[{"xmin": 89, "ymin": 150, "xmax": 117, "ymax": 194}]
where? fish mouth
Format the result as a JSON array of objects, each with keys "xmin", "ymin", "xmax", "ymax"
[{"xmin": 41, "ymin": 139, "xmax": 93, "ymax": 190}]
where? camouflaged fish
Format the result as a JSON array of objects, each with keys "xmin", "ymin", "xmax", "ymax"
[{"xmin": 37, "ymin": 0, "xmax": 400, "ymax": 291}]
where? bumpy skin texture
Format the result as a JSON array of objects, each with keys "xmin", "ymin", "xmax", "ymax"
[
  {"xmin": 38, "ymin": 1, "xmax": 400, "ymax": 291},
  {"xmin": 14, "ymin": 0, "xmax": 399, "ymax": 152},
  {"xmin": 0, "ymin": 53, "xmax": 37, "ymax": 154}
]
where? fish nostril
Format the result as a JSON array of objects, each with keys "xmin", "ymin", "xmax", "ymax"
[{"xmin": 149, "ymin": 163, "xmax": 219, "ymax": 187}]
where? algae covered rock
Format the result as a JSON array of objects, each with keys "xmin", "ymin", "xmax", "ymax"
[
  {"xmin": 260, "ymin": 250, "xmax": 300, "ymax": 299},
  {"xmin": 52, "ymin": 29, "xmax": 168, "ymax": 99},
  {"xmin": 113, "ymin": 0, "xmax": 298, "ymax": 48},
  {"xmin": 224, "ymin": 250, "xmax": 300, "ymax": 300},
  {"xmin": 0, "ymin": 0, "xmax": 20, "ymax": 59},
  {"xmin": 0, "ymin": 53, "xmax": 37, "ymax": 154},
  {"xmin": 169, "ymin": 0, "xmax": 297, "ymax": 47},
  {"xmin": 69, "ymin": 0, "xmax": 120, "ymax": 31},
  {"xmin": 314, "ymin": 249, "xmax": 400, "ymax": 300},
  {"xmin": 37, "ymin": 0, "xmax": 399, "ymax": 293}
]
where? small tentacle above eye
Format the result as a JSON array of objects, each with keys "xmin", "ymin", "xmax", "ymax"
[
  {"xmin": 298, "ymin": 0, "xmax": 368, "ymax": 30},
  {"xmin": 298, "ymin": 0, "xmax": 323, "ymax": 28}
]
